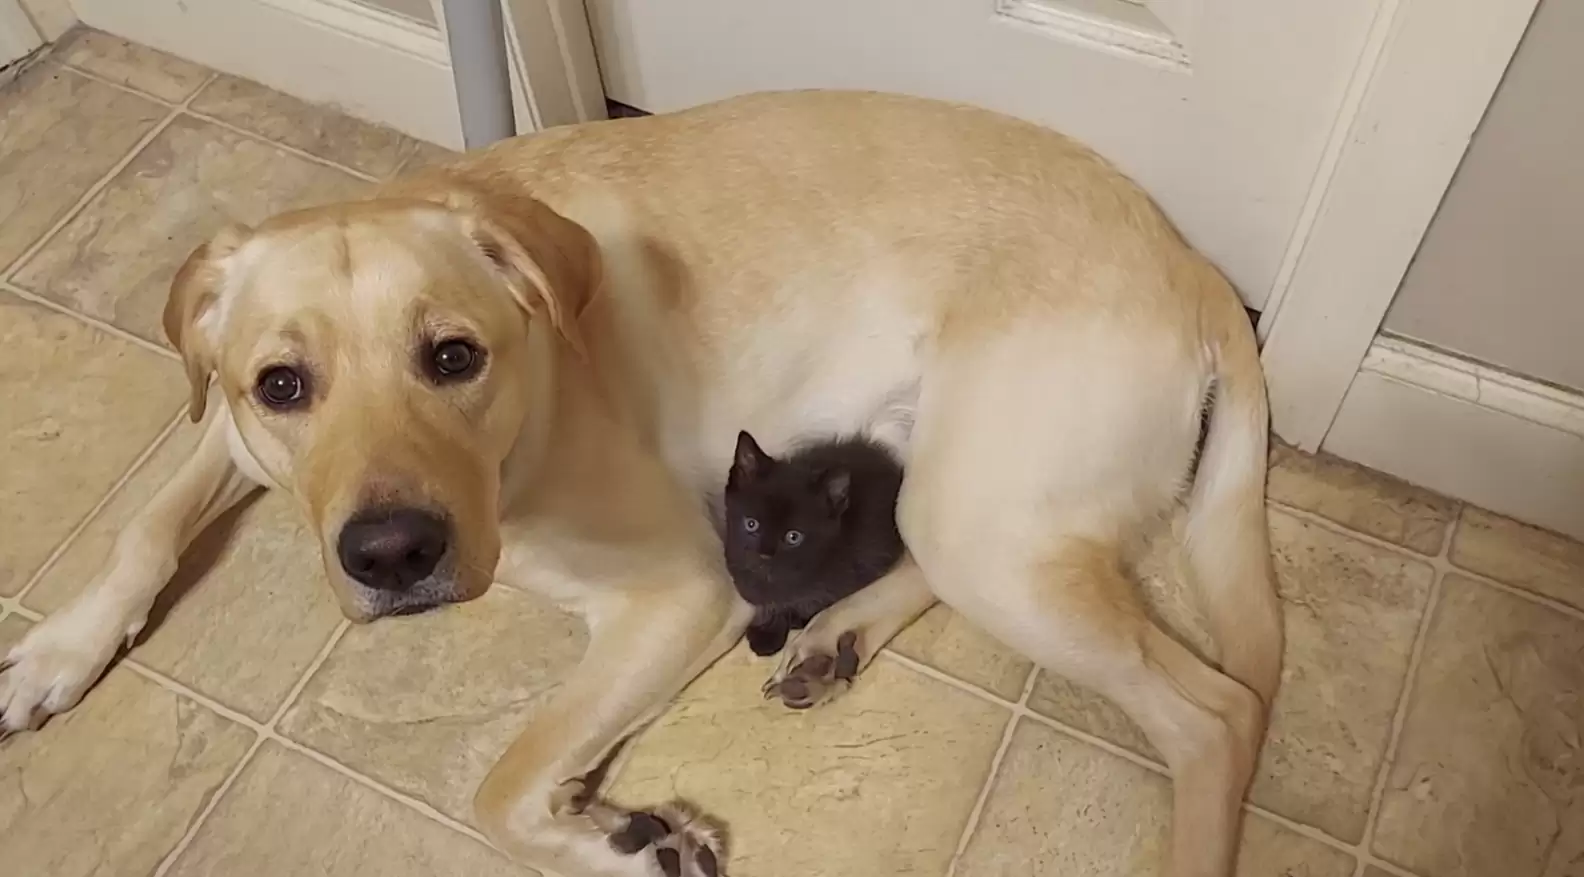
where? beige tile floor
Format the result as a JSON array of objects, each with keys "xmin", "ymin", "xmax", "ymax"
[{"xmin": 3, "ymin": 30, "xmax": 1583, "ymax": 877}]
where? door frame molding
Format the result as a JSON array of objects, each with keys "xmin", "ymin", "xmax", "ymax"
[
  {"xmin": 72, "ymin": 0, "xmax": 604, "ymax": 150},
  {"xmin": 1256, "ymin": 0, "xmax": 1542, "ymax": 451}
]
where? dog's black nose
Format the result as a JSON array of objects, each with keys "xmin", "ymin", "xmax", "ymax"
[{"xmin": 337, "ymin": 508, "xmax": 450, "ymax": 592}]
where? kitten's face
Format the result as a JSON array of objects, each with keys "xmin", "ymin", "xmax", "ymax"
[{"xmin": 724, "ymin": 433, "xmax": 848, "ymax": 590}]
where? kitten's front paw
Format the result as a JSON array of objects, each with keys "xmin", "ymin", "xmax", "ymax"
[
  {"xmin": 761, "ymin": 630, "xmax": 861, "ymax": 709},
  {"xmin": 745, "ymin": 622, "xmax": 789, "ymax": 657}
]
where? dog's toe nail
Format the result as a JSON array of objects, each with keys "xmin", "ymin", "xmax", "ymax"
[
  {"xmin": 0, "ymin": 658, "xmax": 13, "ymax": 674},
  {"xmin": 656, "ymin": 847, "xmax": 682, "ymax": 877}
]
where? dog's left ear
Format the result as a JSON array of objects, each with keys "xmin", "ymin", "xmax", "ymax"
[
  {"xmin": 165, "ymin": 224, "xmax": 252, "ymax": 422},
  {"xmin": 442, "ymin": 189, "xmax": 595, "ymax": 358}
]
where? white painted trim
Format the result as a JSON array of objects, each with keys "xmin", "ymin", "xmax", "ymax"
[
  {"xmin": 1258, "ymin": 0, "xmax": 1542, "ymax": 452},
  {"xmin": 1324, "ymin": 335, "xmax": 1584, "ymax": 542},
  {"xmin": 73, "ymin": 0, "xmax": 604, "ymax": 152},
  {"xmin": 1363, "ymin": 336, "xmax": 1584, "ymax": 437}
]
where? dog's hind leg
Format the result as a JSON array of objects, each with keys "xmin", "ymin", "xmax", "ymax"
[
  {"xmin": 761, "ymin": 555, "xmax": 936, "ymax": 709},
  {"xmin": 898, "ymin": 325, "xmax": 1274, "ymax": 877},
  {"xmin": 474, "ymin": 569, "xmax": 751, "ymax": 877},
  {"xmin": 1, "ymin": 405, "xmax": 261, "ymax": 735}
]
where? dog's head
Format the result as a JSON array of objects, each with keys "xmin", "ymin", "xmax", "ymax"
[{"xmin": 164, "ymin": 189, "xmax": 597, "ymax": 621}]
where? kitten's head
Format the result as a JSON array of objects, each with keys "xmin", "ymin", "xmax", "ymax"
[{"xmin": 723, "ymin": 431, "xmax": 851, "ymax": 581}]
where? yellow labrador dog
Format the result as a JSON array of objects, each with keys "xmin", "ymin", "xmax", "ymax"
[{"xmin": 0, "ymin": 91, "xmax": 1280, "ymax": 877}]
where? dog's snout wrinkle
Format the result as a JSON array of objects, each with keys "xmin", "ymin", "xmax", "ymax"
[{"xmin": 337, "ymin": 507, "xmax": 451, "ymax": 592}]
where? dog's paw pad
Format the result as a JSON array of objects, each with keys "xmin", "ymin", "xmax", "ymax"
[
  {"xmin": 609, "ymin": 810, "xmax": 673, "ymax": 855},
  {"xmin": 763, "ymin": 630, "xmax": 860, "ymax": 710}
]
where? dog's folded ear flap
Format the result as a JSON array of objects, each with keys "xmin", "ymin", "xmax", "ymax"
[
  {"xmin": 441, "ymin": 189, "xmax": 596, "ymax": 358},
  {"xmin": 165, "ymin": 224, "xmax": 251, "ymax": 422}
]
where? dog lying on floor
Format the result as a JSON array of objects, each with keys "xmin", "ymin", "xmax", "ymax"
[{"xmin": 0, "ymin": 90, "xmax": 1282, "ymax": 877}]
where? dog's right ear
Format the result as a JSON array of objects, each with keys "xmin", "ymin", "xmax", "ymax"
[{"xmin": 164, "ymin": 224, "xmax": 251, "ymax": 422}]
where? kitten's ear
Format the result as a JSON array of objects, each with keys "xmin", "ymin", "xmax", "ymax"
[
  {"xmin": 731, "ymin": 431, "xmax": 772, "ymax": 485},
  {"xmin": 821, "ymin": 468, "xmax": 852, "ymax": 516}
]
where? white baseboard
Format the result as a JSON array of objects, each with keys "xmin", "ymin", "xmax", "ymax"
[
  {"xmin": 1323, "ymin": 335, "xmax": 1584, "ymax": 541},
  {"xmin": 72, "ymin": 0, "xmax": 605, "ymax": 150}
]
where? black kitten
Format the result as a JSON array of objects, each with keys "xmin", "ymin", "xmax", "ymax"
[{"xmin": 723, "ymin": 430, "xmax": 905, "ymax": 656}]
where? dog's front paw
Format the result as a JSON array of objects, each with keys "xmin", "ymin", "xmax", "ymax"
[
  {"xmin": 586, "ymin": 801, "xmax": 724, "ymax": 876},
  {"xmin": 0, "ymin": 602, "xmax": 134, "ymax": 736},
  {"xmin": 761, "ymin": 629, "xmax": 861, "ymax": 710}
]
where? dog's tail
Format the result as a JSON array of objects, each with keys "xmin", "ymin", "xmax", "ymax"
[{"xmin": 1182, "ymin": 261, "xmax": 1283, "ymax": 710}]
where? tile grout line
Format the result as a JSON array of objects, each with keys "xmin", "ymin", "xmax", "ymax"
[
  {"xmin": 0, "ymin": 280, "xmax": 182, "ymax": 362},
  {"xmin": 888, "ymin": 642, "xmax": 1385, "ymax": 865},
  {"xmin": 943, "ymin": 665, "xmax": 1038, "ymax": 877},
  {"xmin": 7, "ymin": 409, "xmax": 187, "ymax": 612},
  {"xmin": 1347, "ymin": 511, "xmax": 1456, "ymax": 877},
  {"xmin": 148, "ymin": 619, "xmax": 359, "ymax": 877},
  {"xmin": 54, "ymin": 58, "xmax": 397, "ymax": 184},
  {"xmin": 117, "ymin": 624, "xmax": 494, "ymax": 854},
  {"xmin": 180, "ymin": 107, "xmax": 385, "ymax": 183},
  {"xmin": 1, "ymin": 69, "xmax": 215, "ymax": 283},
  {"xmin": 1270, "ymin": 500, "xmax": 1584, "ymax": 624}
]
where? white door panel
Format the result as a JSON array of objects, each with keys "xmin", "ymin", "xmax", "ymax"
[{"xmin": 588, "ymin": 0, "xmax": 1380, "ymax": 307}]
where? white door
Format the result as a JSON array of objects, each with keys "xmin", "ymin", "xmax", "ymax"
[
  {"xmin": 586, "ymin": 0, "xmax": 1382, "ymax": 309},
  {"xmin": 0, "ymin": 0, "xmax": 44, "ymax": 71}
]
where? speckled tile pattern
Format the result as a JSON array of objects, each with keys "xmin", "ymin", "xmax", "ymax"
[
  {"xmin": 189, "ymin": 75, "xmax": 423, "ymax": 179},
  {"xmin": 5, "ymin": 32, "xmax": 1584, "ymax": 877},
  {"xmin": 11, "ymin": 114, "xmax": 371, "ymax": 346}
]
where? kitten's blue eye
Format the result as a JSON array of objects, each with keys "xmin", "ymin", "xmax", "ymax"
[
  {"xmin": 743, "ymin": 517, "xmax": 760, "ymax": 533},
  {"xmin": 784, "ymin": 530, "xmax": 803, "ymax": 547}
]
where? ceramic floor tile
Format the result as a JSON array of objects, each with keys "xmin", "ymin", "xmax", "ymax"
[
  {"xmin": 52, "ymin": 29, "xmax": 212, "ymax": 103},
  {"xmin": 1449, "ymin": 506, "xmax": 1584, "ymax": 610},
  {"xmin": 26, "ymin": 420, "xmax": 344, "ymax": 721},
  {"xmin": 163, "ymin": 742, "xmax": 535, "ymax": 877},
  {"xmin": 1022, "ymin": 508, "xmax": 1436, "ymax": 843},
  {"xmin": 1027, "ymin": 669, "xmax": 1159, "ymax": 762},
  {"xmin": 889, "ymin": 603, "xmax": 1033, "ymax": 701},
  {"xmin": 0, "ymin": 293, "xmax": 185, "ymax": 595},
  {"xmin": 1249, "ymin": 509, "xmax": 1434, "ymax": 843},
  {"xmin": 0, "ymin": 617, "xmax": 255, "ymax": 877},
  {"xmin": 1372, "ymin": 576, "xmax": 1584, "ymax": 877},
  {"xmin": 953, "ymin": 720, "xmax": 1357, "ymax": 877},
  {"xmin": 1024, "ymin": 519, "xmax": 1233, "ymax": 765},
  {"xmin": 11, "ymin": 114, "xmax": 370, "ymax": 345},
  {"xmin": 0, "ymin": 64, "xmax": 166, "ymax": 271},
  {"xmin": 1268, "ymin": 443, "xmax": 1458, "ymax": 555},
  {"xmin": 190, "ymin": 75, "xmax": 420, "ymax": 179},
  {"xmin": 610, "ymin": 647, "xmax": 1010, "ymax": 877},
  {"xmin": 279, "ymin": 585, "xmax": 586, "ymax": 821}
]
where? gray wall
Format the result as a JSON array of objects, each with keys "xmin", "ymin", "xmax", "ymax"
[{"xmin": 1384, "ymin": 0, "xmax": 1584, "ymax": 391}]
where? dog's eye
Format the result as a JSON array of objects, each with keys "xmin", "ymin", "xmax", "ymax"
[
  {"xmin": 256, "ymin": 366, "xmax": 306, "ymax": 409},
  {"xmin": 784, "ymin": 530, "xmax": 803, "ymax": 547},
  {"xmin": 431, "ymin": 339, "xmax": 483, "ymax": 380},
  {"xmin": 742, "ymin": 517, "xmax": 760, "ymax": 533}
]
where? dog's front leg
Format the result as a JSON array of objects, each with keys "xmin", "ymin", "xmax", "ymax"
[
  {"xmin": 0, "ymin": 406, "xmax": 261, "ymax": 734},
  {"xmin": 762, "ymin": 553, "xmax": 936, "ymax": 709},
  {"xmin": 475, "ymin": 569, "xmax": 749, "ymax": 877}
]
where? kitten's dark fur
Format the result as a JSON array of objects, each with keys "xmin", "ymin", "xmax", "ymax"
[{"xmin": 723, "ymin": 430, "xmax": 905, "ymax": 657}]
